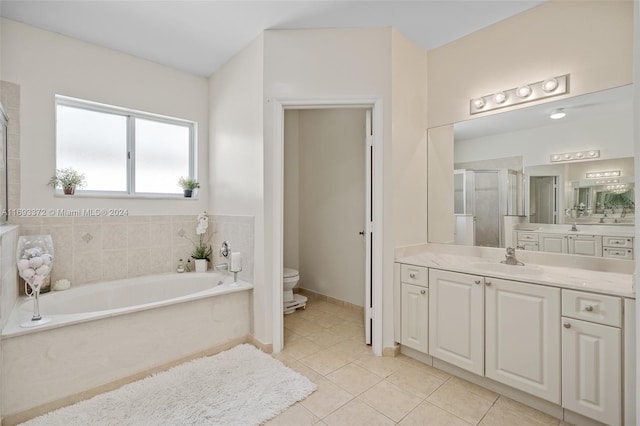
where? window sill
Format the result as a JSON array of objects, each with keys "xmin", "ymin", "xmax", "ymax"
[{"xmin": 53, "ymin": 193, "xmax": 199, "ymax": 200}]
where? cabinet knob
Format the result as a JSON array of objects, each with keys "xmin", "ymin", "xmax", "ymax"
[
  {"xmin": 420, "ymin": 289, "xmax": 426, "ymax": 295},
  {"xmin": 584, "ymin": 305, "xmax": 593, "ymax": 312},
  {"xmin": 485, "ymin": 281, "xmax": 492, "ymax": 286},
  {"xmin": 563, "ymin": 322, "xmax": 571, "ymax": 328},
  {"xmin": 409, "ymin": 273, "xmax": 416, "ymax": 279},
  {"xmin": 474, "ymin": 280, "xmax": 481, "ymax": 285}
]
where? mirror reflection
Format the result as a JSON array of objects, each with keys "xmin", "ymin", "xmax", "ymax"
[{"xmin": 447, "ymin": 85, "xmax": 634, "ymax": 255}]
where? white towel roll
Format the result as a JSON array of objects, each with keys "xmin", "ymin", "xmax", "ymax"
[{"xmin": 230, "ymin": 251, "xmax": 242, "ymax": 272}]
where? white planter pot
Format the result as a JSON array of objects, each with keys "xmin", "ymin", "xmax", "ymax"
[{"xmin": 194, "ymin": 259, "xmax": 207, "ymax": 273}]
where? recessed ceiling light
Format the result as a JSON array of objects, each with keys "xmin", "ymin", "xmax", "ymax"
[
  {"xmin": 549, "ymin": 108, "xmax": 566, "ymax": 119},
  {"xmin": 516, "ymin": 86, "xmax": 532, "ymax": 98},
  {"xmin": 542, "ymin": 78, "xmax": 559, "ymax": 92}
]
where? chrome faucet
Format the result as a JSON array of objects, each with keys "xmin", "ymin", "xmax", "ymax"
[
  {"xmin": 501, "ymin": 247, "xmax": 524, "ymax": 266},
  {"xmin": 213, "ymin": 263, "xmax": 228, "ymax": 271},
  {"xmin": 570, "ymin": 222, "xmax": 578, "ymax": 232}
]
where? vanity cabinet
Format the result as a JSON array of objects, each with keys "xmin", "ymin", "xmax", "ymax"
[
  {"xmin": 517, "ymin": 230, "xmax": 630, "ymax": 258},
  {"xmin": 561, "ymin": 289, "xmax": 622, "ymax": 425},
  {"xmin": 400, "ymin": 265, "xmax": 428, "ymax": 353},
  {"xmin": 603, "ymin": 236, "xmax": 634, "ymax": 260},
  {"xmin": 428, "ymin": 268, "xmax": 561, "ymax": 404},
  {"xmin": 539, "ymin": 233, "xmax": 568, "ymax": 254},
  {"xmin": 567, "ymin": 234, "xmax": 602, "ymax": 256}
]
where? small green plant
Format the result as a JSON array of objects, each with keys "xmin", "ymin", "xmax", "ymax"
[
  {"xmin": 178, "ymin": 177, "xmax": 200, "ymax": 191},
  {"xmin": 48, "ymin": 168, "xmax": 86, "ymax": 195}
]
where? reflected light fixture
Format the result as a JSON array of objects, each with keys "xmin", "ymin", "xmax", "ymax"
[
  {"xmin": 470, "ymin": 74, "xmax": 569, "ymax": 115},
  {"xmin": 586, "ymin": 170, "xmax": 621, "ymax": 179},
  {"xmin": 549, "ymin": 108, "xmax": 566, "ymax": 119},
  {"xmin": 550, "ymin": 149, "xmax": 599, "ymax": 163}
]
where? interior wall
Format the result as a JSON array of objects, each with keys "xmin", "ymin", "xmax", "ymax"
[
  {"xmin": 294, "ymin": 108, "xmax": 366, "ymax": 307},
  {"xmin": 0, "ymin": 18, "xmax": 209, "ymax": 215},
  {"xmin": 283, "ymin": 110, "xmax": 299, "ymax": 271},
  {"xmin": 208, "ymin": 35, "xmax": 266, "ymax": 342},
  {"xmin": 428, "ymin": 0, "xmax": 634, "ymax": 128}
]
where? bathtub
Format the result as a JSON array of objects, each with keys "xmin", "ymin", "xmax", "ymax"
[{"xmin": 1, "ymin": 272, "xmax": 253, "ymax": 424}]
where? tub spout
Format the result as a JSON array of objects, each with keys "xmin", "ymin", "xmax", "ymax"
[{"xmin": 213, "ymin": 263, "xmax": 228, "ymax": 271}]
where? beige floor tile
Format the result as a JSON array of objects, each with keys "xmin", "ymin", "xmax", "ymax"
[
  {"xmin": 399, "ymin": 401, "xmax": 473, "ymax": 426},
  {"xmin": 311, "ymin": 311, "xmax": 348, "ymax": 329},
  {"xmin": 266, "ymin": 402, "xmax": 320, "ymax": 426},
  {"xmin": 333, "ymin": 337, "xmax": 372, "ymax": 360},
  {"xmin": 386, "ymin": 365, "xmax": 447, "ymax": 399},
  {"xmin": 314, "ymin": 301, "xmax": 347, "ymax": 315},
  {"xmin": 305, "ymin": 330, "xmax": 349, "ymax": 348},
  {"xmin": 447, "ymin": 377, "xmax": 499, "ymax": 402},
  {"xmin": 281, "ymin": 360, "xmax": 324, "ymax": 382},
  {"xmin": 359, "ymin": 380, "xmax": 423, "ymax": 422},
  {"xmin": 285, "ymin": 318, "xmax": 326, "ymax": 336},
  {"xmin": 325, "ymin": 363, "xmax": 383, "ymax": 396},
  {"xmin": 328, "ymin": 323, "xmax": 365, "ymax": 340},
  {"xmin": 324, "ymin": 399, "xmax": 395, "ymax": 426},
  {"xmin": 426, "ymin": 381, "xmax": 497, "ymax": 425},
  {"xmin": 397, "ymin": 356, "xmax": 452, "ymax": 381},
  {"xmin": 354, "ymin": 351, "xmax": 410, "ymax": 377},
  {"xmin": 299, "ymin": 347, "xmax": 352, "ymax": 375},
  {"xmin": 479, "ymin": 397, "xmax": 560, "ymax": 426},
  {"xmin": 282, "ymin": 337, "xmax": 324, "ymax": 360},
  {"xmin": 284, "ymin": 328, "xmax": 304, "ymax": 344},
  {"xmin": 300, "ymin": 377, "xmax": 354, "ymax": 419}
]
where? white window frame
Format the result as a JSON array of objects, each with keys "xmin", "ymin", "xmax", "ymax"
[{"xmin": 55, "ymin": 95, "xmax": 197, "ymax": 198}]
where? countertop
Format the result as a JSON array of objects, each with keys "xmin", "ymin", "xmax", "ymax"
[{"xmin": 396, "ymin": 247, "xmax": 634, "ymax": 299}]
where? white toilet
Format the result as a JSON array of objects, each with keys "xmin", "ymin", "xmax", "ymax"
[{"xmin": 283, "ymin": 267, "xmax": 307, "ymax": 314}]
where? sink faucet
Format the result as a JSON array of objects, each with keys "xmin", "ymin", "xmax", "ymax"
[
  {"xmin": 501, "ymin": 247, "xmax": 524, "ymax": 266},
  {"xmin": 213, "ymin": 263, "xmax": 228, "ymax": 271},
  {"xmin": 570, "ymin": 222, "xmax": 578, "ymax": 232}
]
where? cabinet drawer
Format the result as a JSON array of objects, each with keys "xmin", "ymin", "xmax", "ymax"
[
  {"xmin": 603, "ymin": 247, "xmax": 633, "ymax": 260},
  {"xmin": 401, "ymin": 264, "xmax": 428, "ymax": 287},
  {"xmin": 517, "ymin": 232, "xmax": 538, "ymax": 242},
  {"xmin": 603, "ymin": 236, "xmax": 633, "ymax": 248},
  {"xmin": 562, "ymin": 289, "xmax": 622, "ymax": 327}
]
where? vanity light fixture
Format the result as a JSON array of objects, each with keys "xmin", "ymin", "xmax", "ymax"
[
  {"xmin": 549, "ymin": 108, "xmax": 566, "ymax": 119},
  {"xmin": 550, "ymin": 149, "xmax": 599, "ymax": 163},
  {"xmin": 470, "ymin": 74, "xmax": 569, "ymax": 115},
  {"xmin": 586, "ymin": 170, "xmax": 621, "ymax": 179},
  {"xmin": 594, "ymin": 179, "xmax": 620, "ymax": 185}
]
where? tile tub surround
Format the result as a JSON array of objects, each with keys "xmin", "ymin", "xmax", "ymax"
[
  {"xmin": 396, "ymin": 243, "xmax": 634, "ymax": 298},
  {"xmin": 11, "ymin": 214, "xmax": 254, "ymax": 286},
  {"xmin": 0, "ymin": 81, "xmax": 21, "ymax": 212}
]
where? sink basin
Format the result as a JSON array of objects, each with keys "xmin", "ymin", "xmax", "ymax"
[{"xmin": 471, "ymin": 262, "xmax": 544, "ymax": 276}]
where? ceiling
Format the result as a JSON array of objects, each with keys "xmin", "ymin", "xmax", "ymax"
[{"xmin": 0, "ymin": 0, "xmax": 545, "ymax": 77}]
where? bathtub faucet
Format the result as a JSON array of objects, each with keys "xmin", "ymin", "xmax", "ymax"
[{"xmin": 213, "ymin": 263, "xmax": 228, "ymax": 271}]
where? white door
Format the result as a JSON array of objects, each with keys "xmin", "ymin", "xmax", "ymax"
[
  {"xmin": 485, "ymin": 279, "xmax": 561, "ymax": 403},
  {"xmin": 401, "ymin": 283, "xmax": 428, "ymax": 353},
  {"xmin": 429, "ymin": 269, "xmax": 484, "ymax": 375},
  {"xmin": 364, "ymin": 109, "xmax": 373, "ymax": 345},
  {"xmin": 562, "ymin": 318, "xmax": 621, "ymax": 425},
  {"xmin": 539, "ymin": 233, "xmax": 567, "ymax": 253}
]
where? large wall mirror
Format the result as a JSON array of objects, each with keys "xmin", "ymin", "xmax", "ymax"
[
  {"xmin": 0, "ymin": 102, "xmax": 7, "ymax": 225},
  {"xmin": 428, "ymin": 84, "xmax": 634, "ymax": 251}
]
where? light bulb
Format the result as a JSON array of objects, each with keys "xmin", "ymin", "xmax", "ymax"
[
  {"xmin": 549, "ymin": 108, "xmax": 566, "ymax": 119},
  {"xmin": 542, "ymin": 78, "xmax": 559, "ymax": 92},
  {"xmin": 472, "ymin": 98, "xmax": 486, "ymax": 109},
  {"xmin": 494, "ymin": 92, "xmax": 507, "ymax": 104},
  {"xmin": 516, "ymin": 86, "xmax": 532, "ymax": 98}
]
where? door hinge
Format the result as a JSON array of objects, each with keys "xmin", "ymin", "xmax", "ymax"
[{"xmin": 366, "ymin": 306, "xmax": 373, "ymax": 319}]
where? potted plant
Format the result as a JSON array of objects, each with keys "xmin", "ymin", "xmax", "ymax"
[
  {"xmin": 178, "ymin": 176, "xmax": 200, "ymax": 198},
  {"xmin": 48, "ymin": 168, "xmax": 86, "ymax": 195},
  {"xmin": 189, "ymin": 211, "xmax": 212, "ymax": 272}
]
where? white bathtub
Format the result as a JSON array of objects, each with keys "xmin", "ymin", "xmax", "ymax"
[{"xmin": 1, "ymin": 272, "xmax": 253, "ymax": 423}]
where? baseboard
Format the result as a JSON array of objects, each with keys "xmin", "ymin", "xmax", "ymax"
[
  {"xmin": 2, "ymin": 336, "xmax": 249, "ymax": 426},
  {"xmin": 247, "ymin": 334, "xmax": 273, "ymax": 354},
  {"xmin": 382, "ymin": 344, "xmax": 401, "ymax": 357},
  {"xmin": 296, "ymin": 288, "xmax": 364, "ymax": 315}
]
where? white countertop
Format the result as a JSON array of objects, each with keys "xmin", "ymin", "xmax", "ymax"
[{"xmin": 396, "ymin": 245, "xmax": 634, "ymax": 299}]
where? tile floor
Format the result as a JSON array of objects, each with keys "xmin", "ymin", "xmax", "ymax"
[{"xmin": 268, "ymin": 298, "xmax": 568, "ymax": 426}]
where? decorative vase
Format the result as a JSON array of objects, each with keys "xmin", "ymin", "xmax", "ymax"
[
  {"xmin": 194, "ymin": 259, "xmax": 207, "ymax": 272},
  {"xmin": 63, "ymin": 187, "xmax": 75, "ymax": 195},
  {"xmin": 16, "ymin": 235, "xmax": 54, "ymax": 327},
  {"xmin": 184, "ymin": 189, "xmax": 193, "ymax": 198}
]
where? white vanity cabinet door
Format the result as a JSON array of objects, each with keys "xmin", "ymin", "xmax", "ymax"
[
  {"xmin": 562, "ymin": 317, "xmax": 621, "ymax": 426},
  {"xmin": 539, "ymin": 233, "xmax": 568, "ymax": 253},
  {"xmin": 485, "ymin": 279, "xmax": 561, "ymax": 404},
  {"xmin": 567, "ymin": 235, "xmax": 602, "ymax": 257},
  {"xmin": 429, "ymin": 269, "xmax": 484, "ymax": 376},
  {"xmin": 401, "ymin": 283, "xmax": 428, "ymax": 353}
]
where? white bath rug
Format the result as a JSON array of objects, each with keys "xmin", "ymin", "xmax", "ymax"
[{"xmin": 22, "ymin": 344, "xmax": 317, "ymax": 426}]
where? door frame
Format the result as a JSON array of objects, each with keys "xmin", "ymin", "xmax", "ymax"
[{"xmin": 271, "ymin": 97, "xmax": 384, "ymax": 356}]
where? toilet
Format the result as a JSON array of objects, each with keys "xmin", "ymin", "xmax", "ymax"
[{"xmin": 283, "ymin": 267, "xmax": 307, "ymax": 314}]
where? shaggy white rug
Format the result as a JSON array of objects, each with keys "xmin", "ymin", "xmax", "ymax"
[{"xmin": 22, "ymin": 344, "xmax": 317, "ymax": 426}]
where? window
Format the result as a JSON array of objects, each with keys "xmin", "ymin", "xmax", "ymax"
[{"xmin": 55, "ymin": 96, "xmax": 196, "ymax": 196}]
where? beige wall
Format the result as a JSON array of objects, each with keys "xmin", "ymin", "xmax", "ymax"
[
  {"xmin": 428, "ymin": 0, "xmax": 634, "ymax": 128},
  {"xmin": 208, "ymin": 35, "xmax": 265, "ymax": 342},
  {"xmin": 285, "ymin": 108, "xmax": 366, "ymax": 307},
  {"xmin": 0, "ymin": 18, "xmax": 210, "ymax": 215}
]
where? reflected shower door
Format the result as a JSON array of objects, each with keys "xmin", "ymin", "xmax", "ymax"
[{"xmin": 474, "ymin": 171, "xmax": 500, "ymax": 247}]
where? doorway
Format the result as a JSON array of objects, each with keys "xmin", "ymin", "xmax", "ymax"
[
  {"xmin": 282, "ymin": 108, "xmax": 370, "ymax": 347},
  {"xmin": 530, "ymin": 176, "xmax": 558, "ymax": 224},
  {"xmin": 271, "ymin": 98, "xmax": 383, "ymax": 356}
]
